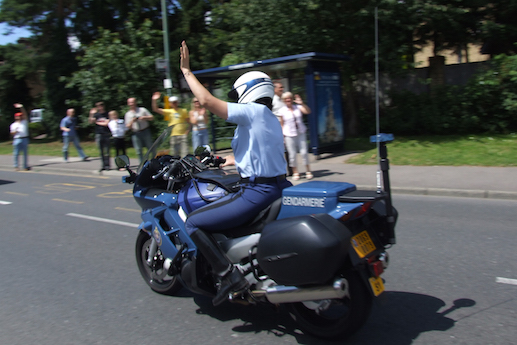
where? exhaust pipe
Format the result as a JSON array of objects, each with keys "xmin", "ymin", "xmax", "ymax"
[{"xmin": 261, "ymin": 278, "xmax": 349, "ymax": 304}]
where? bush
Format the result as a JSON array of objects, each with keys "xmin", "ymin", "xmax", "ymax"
[{"xmin": 379, "ymin": 55, "xmax": 517, "ymax": 135}]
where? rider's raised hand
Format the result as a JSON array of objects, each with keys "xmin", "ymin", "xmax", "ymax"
[{"xmin": 180, "ymin": 41, "xmax": 191, "ymax": 75}]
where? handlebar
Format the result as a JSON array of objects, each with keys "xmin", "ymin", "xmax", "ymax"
[{"xmin": 150, "ymin": 154, "xmax": 224, "ymax": 182}]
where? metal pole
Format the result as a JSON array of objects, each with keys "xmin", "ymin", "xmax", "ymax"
[{"xmin": 161, "ymin": 0, "xmax": 172, "ymax": 96}]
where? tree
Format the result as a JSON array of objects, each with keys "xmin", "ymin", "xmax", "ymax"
[
  {"xmin": 43, "ymin": 18, "xmax": 81, "ymax": 138},
  {"xmin": 480, "ymin": 0, "xmax": 517, "ymax": 55},
  {"xmin": 200, "ymin": 0, "xmax": 422, "ymax": 135},
  {"xmin": 411, "ymin": 0, "xmax": 484, "ymax": 60},
  {"xmin": 65, "ymin": 20, "xmax": 164, "ymax": 136},
  {"xmin": 0, "ymin": 42, "xmax": 40, "ymax": 140}
]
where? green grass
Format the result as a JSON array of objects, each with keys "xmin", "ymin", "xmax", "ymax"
[
  {"xmin": 345, "ymin": 134, "xmax": 517, "ymax": 166},
  {"xmin": 1, "ymin": 134, "xmax": 516, "ymax": 166},
  {"xmin": 0, "ymin": 137, "xmax": 234, "ymax": 159}
]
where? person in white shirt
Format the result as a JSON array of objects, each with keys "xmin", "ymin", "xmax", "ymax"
[
  {"xmin": 124, "ymin": 98, "xmax": 154, "ymax": 163},
  {"xmin": 9, "ymin": 103, "xmax": 30, "ymax": 171},
  {"xmin": 278, "ymin": 92, "xmax": 313, "ymax": 180},
  {"xmin": 189, "ymin": 97, "xmax": 209, "ymax": 151},
  {"xmin": 108, "ymin": 110, "xmax": 128, "ymax": 158},
  {"xmin": 272, "ymin": 81, "xmax": 292, "ymax": 176}
]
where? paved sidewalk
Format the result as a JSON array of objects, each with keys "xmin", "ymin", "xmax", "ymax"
[{"xmin": 1, "ymin": 153, "xmax": 517, "ymax": 200}]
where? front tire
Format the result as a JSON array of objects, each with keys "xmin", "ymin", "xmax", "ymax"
[
  {"xmin": 135, "ymin": 231, "xmax": 183, "ymax": 295},
  {"xmin": 287, "ymin": 271, "xmax": 373, "ymax": 340}
]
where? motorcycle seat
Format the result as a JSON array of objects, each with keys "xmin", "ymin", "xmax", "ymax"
[{"xmin": 194, "ymin": 170, "xmax": 241, "ymax": 192}]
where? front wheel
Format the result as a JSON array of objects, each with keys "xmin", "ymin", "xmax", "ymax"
[
  {"xmin": 135, "ymin": 231, "xmax": 183, "ymax": 295},
  {"xmin": 287, "ymin": 271, "xmax": 373, "ymax": 340}
]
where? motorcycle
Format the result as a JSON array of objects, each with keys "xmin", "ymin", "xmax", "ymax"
[{"xmin": 116, "ymin": 126, "xmax": 398, "ymax": 340}]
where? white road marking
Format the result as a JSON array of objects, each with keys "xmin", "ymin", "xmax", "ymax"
[
  {"xmin": 496, "ymin": 277, "xmax": 517, "ymax": 286},
  {"xmin": 0, "ymin": 200, "xmax": 13, "ymax": 205},
  {"xmin": 67, "ymin": 213, "xmax": 139, "ymax": 228}
]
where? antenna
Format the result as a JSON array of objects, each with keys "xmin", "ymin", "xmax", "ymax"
[{"xmin": 375, "ymin": 7, "xmax": 382, "ymax": 191}]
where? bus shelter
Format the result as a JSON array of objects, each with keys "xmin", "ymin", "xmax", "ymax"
[{"xmin": 190, "ymin": 52, "xmax": 349, "ymax": 157}]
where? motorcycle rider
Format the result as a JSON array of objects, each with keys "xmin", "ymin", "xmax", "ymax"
[{"xmin": 180, "ymin": 41, "xmax": 292, "ymax": 306}]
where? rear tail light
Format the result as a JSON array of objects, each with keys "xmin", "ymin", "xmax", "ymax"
[
  {"xmin": 368, "ymin": 255, "xmax": 386, "ymax": 277},
  {"xmin": 354, "ymin": 202, "xmax": 372, "ymax": 219},
  {"xmin": 338, "ymin": 202, "xmax": 373, "ymax": 223}
]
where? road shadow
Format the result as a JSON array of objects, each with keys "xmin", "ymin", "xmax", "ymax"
[
  {"xmin": 0, "ymin": 179, "xmax": 15, "ymax": 186},
  {"xmin": 310, "ymin": 169, "xmax": 345, "ymax": 179},
  {"xmin": 192, "ymin": 291, "xmax": 475, "ymax": 344}
]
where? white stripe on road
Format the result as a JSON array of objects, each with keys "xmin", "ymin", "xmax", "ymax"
[
  {"xmin": 67, "ymin": 213, "xmax": 139, "ymax": 228},
  {"xmin": 0, "ymin": 200, "xmax": 12, "ymax": 205},
  {"xmin": 496, "ymin": 277, "xmax": 517, "ymax": 286}
]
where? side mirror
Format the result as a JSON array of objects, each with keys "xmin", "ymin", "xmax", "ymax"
[
  {"xmin": 115, "ymin": 155, "xmax": 130, "ymax": 168},
  {"xmin": 194, "ymin": 145, "xmax": 212, "ymax": 160}
]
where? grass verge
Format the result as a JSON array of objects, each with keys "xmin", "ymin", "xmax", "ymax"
[{"xmin": 345, "ymin": 134, "xmax": 517, "ymax": 166}]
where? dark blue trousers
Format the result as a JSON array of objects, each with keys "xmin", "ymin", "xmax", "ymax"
[{"xmin": 185, "ymin": 179, "xmax": 292, "ymax": 235}]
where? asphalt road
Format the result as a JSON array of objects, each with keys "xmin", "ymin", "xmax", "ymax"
[{"xmin": 0, "ymin": 170, "xmax": 516, "ymax": 344}]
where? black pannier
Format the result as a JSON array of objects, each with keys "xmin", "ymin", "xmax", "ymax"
[{"xmin": 257, "ymin": 213, "xmax": 352, "ymax": 286}]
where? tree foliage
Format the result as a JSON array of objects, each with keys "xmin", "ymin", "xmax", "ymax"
[
  {"xmin": 377, "ymin": 54, "xmax": 517, "ymax": 135},
  {"xmin": 3, "ymin": 0, "xmax": 517, "ymax": 138},
  {"xmin": 64, "ymin": 20, "xmax": 163, "ymax": 136},
  {"xmin": 0, "ymin": 42, "xmax": 40, "ymax": 140}
]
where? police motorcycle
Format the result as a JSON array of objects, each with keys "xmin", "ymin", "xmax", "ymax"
[{"xmin": 116, "ymin": 126, "xmax": 397, "ymax": 340}]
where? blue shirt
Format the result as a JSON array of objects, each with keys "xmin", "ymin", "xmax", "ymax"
[
  {"xmin": 60, "ymin": 116, "xmax": 78, "ymax": 137},
  {"xmin": 227, "ymin": 102, "xmax": 287, "ymax": 178}
]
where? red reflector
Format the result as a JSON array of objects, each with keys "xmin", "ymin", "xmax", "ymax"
[
  {"xmin": 354, "ymin": 202, "xmax": 372, "ymax": 218},
  {"xmin": 370, "ymin": 260, "xmax": 384, "ymax": 277},
  {"xmin": 339, "ymin": 213, "xmax": 352, "ymax": 222}
]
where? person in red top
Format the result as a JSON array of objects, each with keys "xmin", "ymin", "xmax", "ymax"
[{"xmin": 9, "ymin": 103, "xmax": 30, "ymax": 171}]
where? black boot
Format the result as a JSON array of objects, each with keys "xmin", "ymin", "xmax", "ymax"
[{"xmin": 190, "ymin": 230, "xmax": 248, "ymax": 306}]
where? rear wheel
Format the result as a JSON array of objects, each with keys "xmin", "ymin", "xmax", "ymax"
[
  {"xmin": 287, "ymin": 271, "xmax": 373, "ymax": 340},
  {"xmin": 135, "ymin": 231, "xmax": 183, "ymax": 295}
]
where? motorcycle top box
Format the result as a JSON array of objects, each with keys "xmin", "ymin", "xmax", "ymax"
[{"xmin": 278, "ymin": 181, "xmax": 357, "ymax": 219}]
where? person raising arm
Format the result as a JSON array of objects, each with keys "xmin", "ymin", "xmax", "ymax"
[{"xmin": 179, "ymin": 40, "xmax": 291, "ymax": 306}]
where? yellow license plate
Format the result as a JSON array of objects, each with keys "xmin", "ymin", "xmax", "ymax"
[
  {"xmin": 351, "ymin": 230, "xmax": 376, "ymax": 258},
  {"xmin": 369, "ymin": 276, "xmax": 385, "ymax": 296}
]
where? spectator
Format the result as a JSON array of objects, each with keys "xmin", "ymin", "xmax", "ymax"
[
  {"xmin": 124, "ymin": 97, "xmax": 154, "ymax": 164},
  {"xmin": 10, "ymin": 103, "xmax": 30, "ymax": 171},
  {"xmin": 151, "ymin": 93, "xmax": 190, "ymax": 157},
  {"xmin": 89, "ymin": 101, "xmax": 111, "ymax": 171},
  {"xmin": 272, "ymin": 81, "xmax": 286, "ymax": 120},
  {"xmin": 108, "ymin": 110, "xmax": 128, "ymax": 159},
  {"xmin": 189, "ymin": 97, "xmax": 209, "ymax": 151},
  {"xmin": 272, "ymin": 81, "xmax": 292, "ymax": 176},
  {"xmin": 60, "ymin": 108, "xmax": 89, "ymax": 162},
  {"xmin": 279, "ymin": 92, "xmax": 313, "ymax": 180}
]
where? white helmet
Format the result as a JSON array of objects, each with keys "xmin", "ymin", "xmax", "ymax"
[{"xmin": 227, "ymin": 71, "xmax": 274, "ymax": 104}]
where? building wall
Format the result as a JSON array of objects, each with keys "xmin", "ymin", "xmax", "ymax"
[{"xmin": 414, "ymin": 43, "xmax": 490, "ymax": 67}]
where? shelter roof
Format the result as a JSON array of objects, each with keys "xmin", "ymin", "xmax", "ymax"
[{"xmin": 192, "ymin": 52, "xmax": 349, "ymax": 80}]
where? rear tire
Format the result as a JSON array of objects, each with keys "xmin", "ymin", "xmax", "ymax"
[
  {"xmin": 135, "ymin": 231, "xmax": 183, "ymax": 295},
  {"xmin": 287, "ymin": 271, "xmax": 373, "ymax": 340}
]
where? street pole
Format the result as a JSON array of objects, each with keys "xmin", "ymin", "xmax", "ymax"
[{"xmin": 161, "ymin": 0, "xmax": 172, "ymax": 96}]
